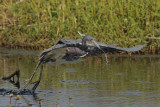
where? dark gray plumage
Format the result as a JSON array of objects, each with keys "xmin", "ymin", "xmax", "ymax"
[{"xmin": 22, "ymin": 34, "xmax": 145, "ymax": 91}]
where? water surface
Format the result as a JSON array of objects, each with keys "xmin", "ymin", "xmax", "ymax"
[{"xmin": 0, "ymin": 48, "xmax": 160, "ymax": 107}]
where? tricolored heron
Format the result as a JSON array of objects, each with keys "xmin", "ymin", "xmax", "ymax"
[{"xmin": 22, "ymin": 32, "xmax": 145, "ymax": 91}]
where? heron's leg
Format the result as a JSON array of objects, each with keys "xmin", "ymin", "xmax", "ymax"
[
  {"xmin": 32, "ymin": 64, "xmax": 43, "ymax": 91},
  {"xmin": 22, "ymin": 72, "xmax": 36, "ymax": 90},
  {"xmin": 22, "ymin": 61, "xmax": 41, "ymax": 90}
]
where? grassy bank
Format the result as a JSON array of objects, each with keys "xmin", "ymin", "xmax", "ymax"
[{"xmin": 0, "ymin": 0, "xmax": 160, "ymax": 53}]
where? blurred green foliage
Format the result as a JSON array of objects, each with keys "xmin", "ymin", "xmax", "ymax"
[{"xmin": 0, "ymin": 0, "xmax": 160, "ymax": 52}]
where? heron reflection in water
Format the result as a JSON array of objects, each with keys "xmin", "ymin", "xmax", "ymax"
[{"xmin": 22, "ymin": 32, "xmax": 145, "ymax": 91}]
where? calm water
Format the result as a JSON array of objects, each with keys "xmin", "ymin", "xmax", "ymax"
[{"xmin": 0, "ymin": 48, "xmax": 160, "ymax": 107}]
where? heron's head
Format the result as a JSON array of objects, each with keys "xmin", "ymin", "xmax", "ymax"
[
  {"xmin": 82, "ymin": 35, "xmax": 95, "ymax": 46},
  {"xmin": 78, "ymin": 31, "xmax": 101, "ymax": 49},
  {"xmin": 82, "ymin": 35, "xmax": 101, "ymax": 50},
  {"xmin": 78, "ymin": 31, "xmax": 108, "ymax": 63}
]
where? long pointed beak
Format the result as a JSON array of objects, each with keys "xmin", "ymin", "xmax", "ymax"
[
  {"xmin": 92, "ymin": 40, "xmax": 108, "ymax": 63},
  {"xmin": 92, "ymin": 40, "xmax": 101, "ymax": 49}
]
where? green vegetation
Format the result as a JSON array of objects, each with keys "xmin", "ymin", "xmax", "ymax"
[{"xmin": 0, "ymin": 0, "xmax": 160, "ymax": 53}]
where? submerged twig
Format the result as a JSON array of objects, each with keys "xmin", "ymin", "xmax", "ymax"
[{"xmin": 2, "ymin": 70, "xmax": 20, "ymax": 88}]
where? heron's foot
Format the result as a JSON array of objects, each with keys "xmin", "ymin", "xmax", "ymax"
[
  {"xmin": 17, "ymin": 88, "xmax": 26, "ymax": 95},
  {"xmin": 21, "ymin": 79, "xmax": 31, "ymax": 91},
  {"xmin": 24, "ymin": 79, "xmax": 30, "ymax": 83},
  {"xmin": 31, "ymin": 80, "xmax": 39, "ymax": 84},
  {"xmin": 31, "ymin": 80, "xmax": 41, "ymax": 91}
]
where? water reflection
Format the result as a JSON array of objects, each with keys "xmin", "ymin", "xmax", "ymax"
[{"xmin": 0, "ymin": 48, "xmax": 160, "ymax": 106}]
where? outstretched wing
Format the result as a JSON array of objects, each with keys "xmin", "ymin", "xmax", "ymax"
[
  {"xmin": 88, "ymin": 42, "xmax": 145, "ymax": 56},
  {"xmin": 101, "ymin": 44, "xmax": 146, "ymax": 53},
  {"xmin": 102, "ymin": 45, "xmax": 145, "ymax": 53},
  {"xmin": 40, "ymin": 44, "xmax": 67, "ymax": 59},
  {"xmin": 39, "ymin": 38, "xmax": 145, "ymax": 63},
  {"xmin": 39, "ymin": 39, "xmax": 86, "ymax": 63},
  {"xmin": 40, "ymin": 39, "xmax": 79, "ymax": 58}
]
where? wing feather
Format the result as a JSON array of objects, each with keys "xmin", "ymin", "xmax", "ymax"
[{"xmin": 100, "ymin": 44, "xmax": 146, "ymax": 53}]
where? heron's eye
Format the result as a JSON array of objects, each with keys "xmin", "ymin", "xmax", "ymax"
[
  {"xmin": 91, "ymin": 40, "xmax": 94, "ymax": 43},
  {"xmin": 86, "ymin": 40, "xmax": 88, "ymax": 45}
]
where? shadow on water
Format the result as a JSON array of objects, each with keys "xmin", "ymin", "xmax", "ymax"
[{"xmin": 1, "ymin": 48, "xmax": 160, "ymax": 106}]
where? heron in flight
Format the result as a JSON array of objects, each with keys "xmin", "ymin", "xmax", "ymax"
[{"xmin": 22, "ymin": 32, "xmax": 145, "ymax": 91}]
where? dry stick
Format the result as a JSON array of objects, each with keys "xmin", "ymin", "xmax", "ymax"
[
  {"xmin": 78, "ymin": 31, "xmax": 85, "ymax": 37},
  {"xmin": 2, "ymin": 70, "xmax": 20, "ymax": 80}
]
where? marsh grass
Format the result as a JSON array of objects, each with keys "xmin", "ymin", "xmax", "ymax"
[{"xmin": 0, "ymin": 0, "xmax": 160, "ymax": 52}]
